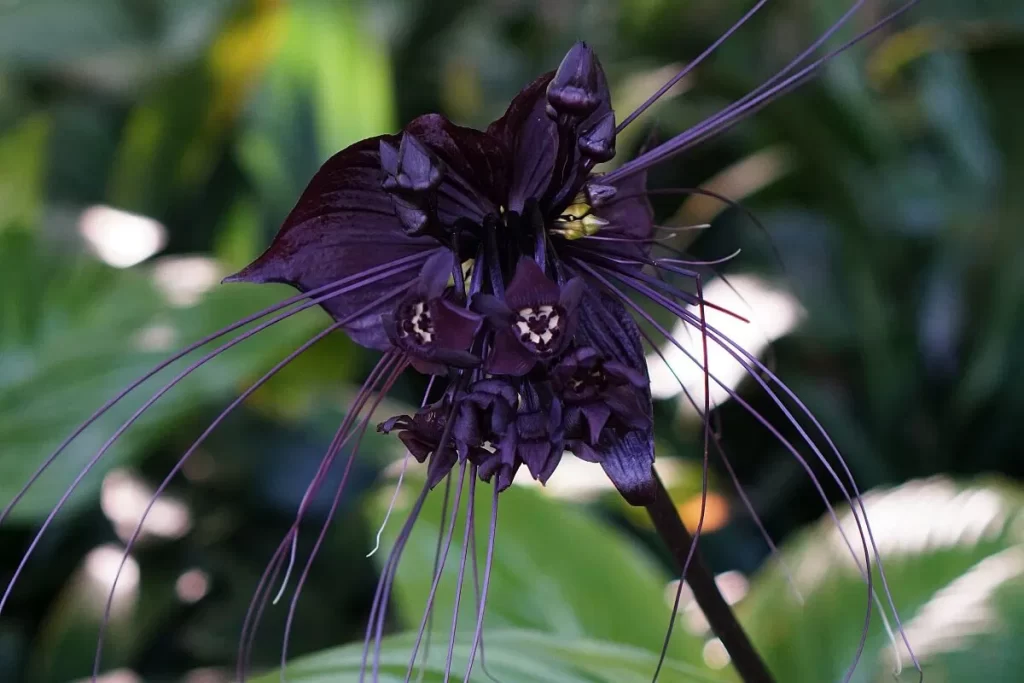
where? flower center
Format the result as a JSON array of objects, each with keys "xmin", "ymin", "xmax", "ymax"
[
  {"xmin": 514, "ymin": 304, "xmax": 563, "ymax": 354},
  {"xmin": 399, "ymin": 299, "xmax": 434, "ymax": 344},
  {"xmin": 567, "ymin": 367, "xmax": 607, "ymax": 397}
]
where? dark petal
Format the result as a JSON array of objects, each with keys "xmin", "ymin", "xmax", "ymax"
[
  {"xmin": 551, "ymin": 359, "xmax": 577, "ymax": 385},
  {"xmin": 605, "ymin": 387, "xmax": 651, "ymax": 430},
  {"xmin": 384, "ymin": 301, "xmax": 479, "ymax": 374},
  {"xmin": 431, "ymin": 298, "xmax": 484, "ymax": 350},
  {"xmin": 577, "ymin": 171, "xmax": 654, "ymax": 270},
  {"xmin": 380, "ymin": 133, "xmax": 444, "ymax": 194},
  {"xmin": 388, "ymin": 194, "xmax": 430, "ymax": 235},
  {"xmin": 537, "ymin": 449, "xmax": 562, "ymax": 483},
  {"xmin": 576, "ymin": 292, "xmax": 650, "ymax": 385},
  {"xmin": 575, "ymin": 292, "xmax": 656, "ymax": 506},
  {"xmin": 455, "ymin": 403, "xmax": 482, "ymax": 447},
  {"xmin": 490, "ymin": 399, "xmax": 514, "ymax": 436},
  {"xmin": 377, "ymin": 415, "xmax": 408, "ymax": 434},
  {"xmin": 519, "ymin": 442, "xmax": 553, "ymax": 480},
  {"xmin": 547, "ymin": 397, "xmax": 564, "ymax": 434},
  {"xmin": 516, "ymin": 410, "xmax": 549, "ymax": 441},
  {"xmin": 405, "ymin": 114, "xmax": 508, "ymax": 224},
  {"xmin": 225, "ymin": 135, "xmax": 444, "ymax": 350},
  {"xmin": 553, "ymin": 346, "xmax": 598, "ymax": 384},
  {"xmin": 469, "ymin": 293, "xmax": 514, "ymax": 322},
  {"xmin": 471, "ymin": 379, "xmax": 520, "ymax": 407},
  {"xmin": 546, "ymin": 42, "xmax": 605, "ymax": 116},
  {"xmin": 427, "ymin": 448, "xmax": 458, "ymax": 488},
  {"xmin": 581, "ymin": 403, "xmax": 611, "ymax": 444},
  {"xmin": 476, "ymin": 453, "xmax": 501, "ymax": 483},
  {"xmin": 603, "ymin": 359, "xmax": 648, "ymax": 388},
  {"xmin": 485, "ymin": 328, "xmax": 538, "ymax": 376},
  {"xmin": 419, "ymin": 250, "xmax": 456, "ymax": 299},
  {"xmin": 558, "ymin": 276, "xmax": 585, "ymax": 312},
  {"xmin": 381, "ymin": 311, "xmax": 401, "ymax": 347},
  {"xmin": 498, "ymin": 427, "xmax": 518, "ymax": 465},
  {"xmin": 585, "ymin": 183, "xmax": 617, "ymax": 207},
  {"xmin": 504, "ymin": 258, "xmax": 560, "ymax": 310},
  {"xmin": 398, "ymin": 433, "xmax": 432, "ymax": 463},
  {"xmin": 599, "ymin": 431, "xmax": 656, "ymax": 505},
  {"xmin": 488, "ymin": 46, "xmax": 612, "ymax": 211},
  {"xmin": 486, "ymin": 74, "xmax": 558, "ymax": 212},
  {"xmin": 496, "ymin": 461, "xmax": 520, "ymax": 492},
  {"xmin": 379, "ymin": 139, "xmax": 399, "ymax": 180},
  {"xmin": 578, "ymin": 110, "xmax": 616, "ymax": 162},
  {"xmin": 426, "ymin": 348, "xmax": 481, "ymax": 369},
  {"xmin": 603, "ymin": 170, "xmax": 653, "ymax": 242},
  {"xmin": 568, "ymin": 440, "xmax": 600, "ymax": 463},
  {"xmin": 408, "ymin": 356, "xmax": 451, "ymax": 376},
  {"xmin": 476, "ymin": 438, "xmax": 520, "ymax": 493}
]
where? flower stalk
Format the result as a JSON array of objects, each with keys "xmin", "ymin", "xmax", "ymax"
[{"xmin": 645, "ymin": 473, "xmax": 775, "ymax": 683}]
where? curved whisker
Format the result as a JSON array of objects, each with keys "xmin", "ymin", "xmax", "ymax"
[
  {"xmin": 239, "ymin": 352, "xmax": 403, "ymax": 681},
  {"xmin": 361, "ymin": 481, "xmax": 431, "ymax": 683},
  {"xmin": 579, "ymin": 233, "xmax": 681, "ymax": 244},
  {"xmin": 571, "ymin": 257, "xmax": 877, "ymax": 681},
  {"xmin": 414, "ymin": 474, "xmax": 453, "ymax": 683},
  {"xmin": 0, "ymin": 252, "xmax": 430, "ymax": 529},
  {"xmin": 621, "ymin": 262, "xmax": 923, "ymax": 675},
  {"xmin": 366, "ymin": 371, "xmax": 475, "ymax": 681},
  {"xmin": 404, "ymin": 462, "xmax": 468, "ymax": 682},
  {"xmin": 238, "ymin": 530, "xmax": 291, "ymax": 683},
  {"xmin": 443, "ymin": 469, "xmax": 476, "ymax": 682},
  {"xmin": 632, "ymin": 266, "xmax": 919, "ymax": 671},
  {"xmin": 652, "ymin": 223, "xmax": 712, "ymax": 233},
  {"xmin": 639, "ymin": 329, "xmax": 803, "ymax": 604},
  {"xmin": 1, "ymin": 279, "xmax": 414, "ymax": 621},
  {"xmin": 91, "ymin": 319, "xmax": 347, "ymax": 680},
  {"xmin": 565, "ymin": 246, "xmax": 750, "ymax": 324},
  {"xmin": 371, "ymin": 376, "xmax": 439, "ymax": 562},
  {"xmin": 463, "ymin": 480, "xmax": 498, "ymax": 683},
  {"xmin": 279, "ymin": 357, "xmax": 410, "ymax": 678},
  {"xmin": 608, "ymin": 0, "xmax": 920, "ymax": 182},
  {"xmin": 617, "ymin": 0, "xmax": 772, "ymax": 132},
  {"xmin": 654, "ymin": 249, "xmax": 743, "ymax": 268}
]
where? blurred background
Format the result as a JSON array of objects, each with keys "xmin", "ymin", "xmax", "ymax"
[{"xmin": 2, "ymin": 0, "xmax": 1023, "ymax": 681}]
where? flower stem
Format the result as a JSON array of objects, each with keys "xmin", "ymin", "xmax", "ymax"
[{"xmin": 645, "ymin": 473, "xmax": 776, "ymax": 683}]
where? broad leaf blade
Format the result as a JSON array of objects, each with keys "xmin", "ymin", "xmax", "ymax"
[
  {"xmin": 369, "ymin": 479, "xmax": 704, "ymax": 662},
  {"xmin": 742, "ymin": 477, "xmax": 1024, "ymax": 682},
  {"xmin": 258, "ymin": 629, "xmax": 725, "ymax": 683}
]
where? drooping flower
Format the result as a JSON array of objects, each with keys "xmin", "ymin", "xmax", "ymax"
[{"xmin": 1, "ymin": 5, "xmax": 925, "ymax": 683}]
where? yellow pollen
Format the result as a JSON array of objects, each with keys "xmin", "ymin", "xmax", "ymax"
[
  {"xmin": 551, "ymin": 200, "xmax": 608, "ymax": 240},
  {"xmin": 446, "ymin": 258, "xmax": 474, "ymax": 288}
]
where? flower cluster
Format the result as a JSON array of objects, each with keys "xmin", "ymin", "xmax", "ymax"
[{"xmin": 231, "ymin": 42, "xmax": 661, "ymax": 503}]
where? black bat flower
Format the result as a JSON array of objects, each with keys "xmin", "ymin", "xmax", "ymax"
[{"xmin": 1, "ymin": 4, "xmax": 924, "ymax": 683}]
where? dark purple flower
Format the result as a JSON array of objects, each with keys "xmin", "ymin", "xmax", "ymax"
[
  {"xmin": 4, "ymin": 11, "xmax": 926, "ymax": 683},
  {"xmin": 453, "ymin": 379, "xmax": 521, "ymax": 490},
  {"xmin": 554, "ymin": 346, "xmax": 650, "ymax": 454},
  {"xmin": 511, "ymin": 384, "xmax": 565, "ymax": 483},
  {"xmin": 380, "ymin": 251, "xmax": 483, "ymax": 375},
  {"xmin": 473, "ymin": 258, "xmax": 584, "ymax": 376}
]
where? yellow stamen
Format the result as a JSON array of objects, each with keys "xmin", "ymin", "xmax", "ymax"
[{"xmin": 551, "ymin": 199, "xmax": 608, "ymax": 240}]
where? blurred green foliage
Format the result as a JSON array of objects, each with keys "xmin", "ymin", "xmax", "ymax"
[{"xmin": 2, "ymin": 0, "xmax": 1024, "ymax": 681}]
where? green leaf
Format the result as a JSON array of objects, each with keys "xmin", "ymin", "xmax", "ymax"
[
  {"xmin": 0, "ymin": 114, "xmax": 49, "ymax": 230},
  {"xmin": 742, "ymin": 477, "xmax": 1024, "ymax": 682},
  {"xmin": 369, "ymin": 479, "xmax": 704, "ymax": 663},
  {"xmin": 0, "ymin": 0, "xmax": 235, "ymax": 91},
  {"xmin": 0, "ymin": 231, "xmax": 324, "ymax": 522},
  {"xmin": 238, "ymin": 0, "xmax": 394, "ymax": 225},
  {"xmin": 255, "ymin": 629, "xmax": 726, "ymax": 683}
]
